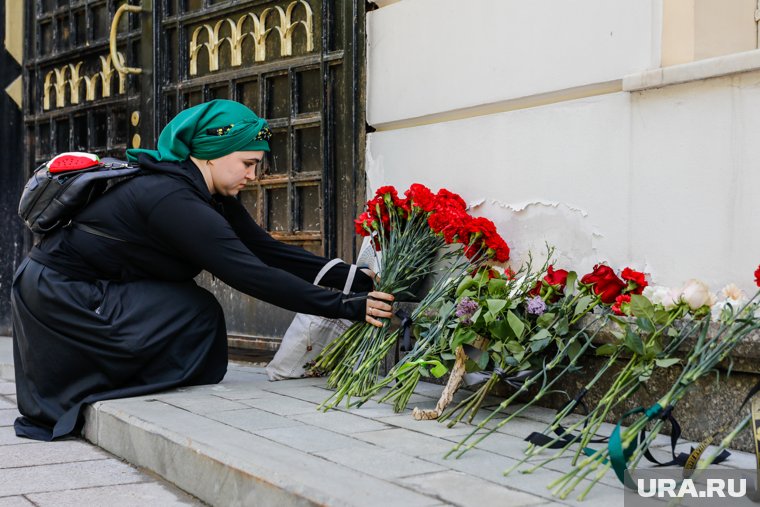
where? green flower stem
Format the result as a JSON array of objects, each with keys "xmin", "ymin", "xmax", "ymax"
[
  {"xmin": 445, "ymin": 318, "xmax": 605, "ymax": 459},
  {"xmin": 695, "ymin": 413, "xmax": 752, "ymax": 470},
  {"xmin": 552, "ymin": 294, "xmax": 760, "ymax": 500}
]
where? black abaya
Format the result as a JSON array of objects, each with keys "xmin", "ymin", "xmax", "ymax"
[{"xmin": 11, "ymin": 155, "xmax": 372, "ymax": 441}]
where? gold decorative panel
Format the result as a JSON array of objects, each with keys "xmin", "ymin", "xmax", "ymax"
[
  {"xmin": 43, "ymin": 53, "xmax": 127, "ymax": 110},
  {"xmin": 189, "ymin": 0, "xmax": 314, "ymax": 76}
]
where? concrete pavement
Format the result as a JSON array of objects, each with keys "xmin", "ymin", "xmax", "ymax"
[
  {"xmin": 1, "ymin": 336, "xmax": 757, "ymax": 506},
  {"xmin": 0, "ymin": 339, "xmax": 204, "ymax": 506}
]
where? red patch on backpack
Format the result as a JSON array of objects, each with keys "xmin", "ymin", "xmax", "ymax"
[{"xmin": 48, "ymin": 154, "xmax": 101, "ymax": 174}]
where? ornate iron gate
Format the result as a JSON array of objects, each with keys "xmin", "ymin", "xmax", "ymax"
[{"xmin": 23, "ymin": 0, "xmax": 367, "ymax": 352}]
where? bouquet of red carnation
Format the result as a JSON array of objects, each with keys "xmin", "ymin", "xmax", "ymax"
[{"xmin": 315, "ymin": 184, "xmax": 510, "ymax": 408}]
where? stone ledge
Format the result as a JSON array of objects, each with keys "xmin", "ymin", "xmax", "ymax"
[{"xmin": 623, "ymin": 48, "xmax": 760, "ymax": 91}]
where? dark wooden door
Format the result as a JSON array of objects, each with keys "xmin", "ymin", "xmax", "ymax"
[{"xmin": 23, "ymin": 0, "xmax": 367, "ymax": 352}]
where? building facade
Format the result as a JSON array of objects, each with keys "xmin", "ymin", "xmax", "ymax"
[
  {"xmin": 366, "ymin": 0, "xmax": 760, "ymax": 295},
  {"xmin": 2, "ymin": 0, "xmax": 759, "ymax": 339}
]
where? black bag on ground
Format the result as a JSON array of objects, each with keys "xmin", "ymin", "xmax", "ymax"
[{"xmin": 18, "ymin": 152, "xmax": 141, "ymax": 234}]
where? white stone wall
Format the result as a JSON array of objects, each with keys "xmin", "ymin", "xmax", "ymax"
[
  {"xmin": 365, "ymin": 0, "xmax": 760, "ymax": 293},
  {"xmin": 367, "ymin": 0, "xmax": 661, "ymax": 127}
]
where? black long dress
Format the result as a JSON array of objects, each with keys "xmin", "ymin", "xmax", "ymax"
[{"xmin": 11, "ymin": 154, "xmax": 372, "ymax": 441}]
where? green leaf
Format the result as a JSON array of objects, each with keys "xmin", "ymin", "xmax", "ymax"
[
  {"xmin": 629, "ymin": 295, "xmax": 655, "ymax": 320},
  {"xmin": 529, "ymin": 329, "xmax": 552, "ymax": 342},
  {"xmin": 635, "ymin": 316, "xmax": 655, "ymax": 334},
  {"xmin": 554, "ymin": 316, "xmax": 570, "ymax": 336},
  {"xmin": 506, "ymin": 311, "xmax": 526, "ymax": 340},
  {"xmin": 429, "ymin": 361, "xmax": 448, "ymax": 378},
  {"xmin": 536, "ymin": 312, "xmax": 556, "ymax": 329},
  {"xmin": 653, "ymin": 309, "xmax": 671, "ymax": 326},
  {"xmin": 489, "ymin": 341, "xmax": 503, "ymax": 353},
  {"xmin": 573, "ymin": 295, "xmax": 594, "ymax": 318},
  {"xmin": 595, "ymin": 343, "xmax": 618, "ymax": 356},
  {"xmin": 624, "ymin": 328, "xmax": 645, "ymax": 356},
  {"xmin": 564, "ymin": 271, "xmax": 578, "ymax": 297},
  {"xmin": 505, "ymin": 340, "xmax": 525, "ymax": 356},
  {"xmin": 471, "ymin": 308, "xmax": 482, "ymax": 325},
  {"xmin": 456, "ymin": 276, "xmax": 475, "ymax": 297},
  {"xmin": 488, "ymin": 278, "xmax": 507, "ymax": 295},
  {"xmin": 655, "ymin": 358, "xmax": 680, "ymax": 368},
  {"xmin": 487, "ymin": 299, "xmax": 507, "ymax": 315},
  {"xmin": 489, "ymin": 320, "xmax": 511, "ymax": 341},
  {"xmin": 439, "ymin": 352, "xmax": 456, "ymax": 361},
  {"xmin": 451, "ymin": 328, "xmax": 478, "ymax": 350},
  {"xmin": 475, "ymin": 351, "xmax": 490, "ymax": 370},
  {"xmin": 530, "ymin": 337, "xmax": 552, "ymax": 353}
]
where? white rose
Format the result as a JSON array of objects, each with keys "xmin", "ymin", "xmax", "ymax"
[
  {"xmin": 680, "ymin": 279, "xmax": 712, "ymax": 310},
  {"xmin": 663, "ymin": 288, "xmax": 682, "ymax": 311},
  {"xmin": 642, "ymin": 286, "xmax": 669, "ymax": 306}
]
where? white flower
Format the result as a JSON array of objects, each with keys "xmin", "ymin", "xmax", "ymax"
[
  {"xmin": 721, "ymin": 283, "xmax": 746, "ymax": 302},
  {"xmin": 643, "ymin": 285, "xmax": 680, "ymax": 310},
  {"xmin": 680, "ymin": 279, "xmax": 712, "ymax": 310}
]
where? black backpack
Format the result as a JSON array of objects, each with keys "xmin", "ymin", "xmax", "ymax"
[{"xmin": 18, "ymin": 153, "xmax": 141, "ymax": 234}]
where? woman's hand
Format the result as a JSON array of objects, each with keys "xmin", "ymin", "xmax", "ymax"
[{"xmin": 365, "ymin": 291, "xmax": 394, "ymax": 327}]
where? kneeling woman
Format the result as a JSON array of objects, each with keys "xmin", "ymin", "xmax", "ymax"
[{"xmin": 11, "ymin": 99, "xmax": 393, "ymax": 441}]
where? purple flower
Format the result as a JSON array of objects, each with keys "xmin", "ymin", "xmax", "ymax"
[
  {"xmin": 526, "ymin": 296, "xmax": 547, "ymax": 316},
  {"xmin": 456, "ymin": 297, "xmax": 479, "ymax": 324}
]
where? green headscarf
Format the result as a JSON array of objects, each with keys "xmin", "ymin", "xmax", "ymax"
[{"xmin": 126, "ymin": 99, "xmax": 271, "ymax": 163}]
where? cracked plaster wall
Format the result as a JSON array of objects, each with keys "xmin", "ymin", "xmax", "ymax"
[
  {"xmin": 365, "ymin": 0, "xmax": 760, "ymax": 294},
  {"xmin": 365, "ymin": 75, "xmax": 760, "ymax": 293}
]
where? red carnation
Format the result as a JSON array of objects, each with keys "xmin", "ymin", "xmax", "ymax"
[
  {"xmin": 612, "ymin": 294, "xmax": 631, "ymax": 316},
  {"xmin": 755, "ymin": 265, "xmax": 760, "ymax": 287},
  {"xmin": 434, "ymin": 188, "xmax": 467, "ymax": 212},
  {"xmin": 354, "ymin": 211, "xmax": 374, "ymax": 237},
  {"xmin": 374, "ymin": 185, "xmax": 399, "ymax": 201},
  {"xmin": 405, "ymin": 184, "xmax": 436, "ymax": 213},
  {"xmin": 621, "ymin": 267, "xmax": 648, "ymax": 295},
  {"xmin": 429, "ymin": 208, "xmax": 469, "ymax": 244},
  {"xmin": 487, "ymin": 236, "xmax": 511, "ymax": 263},
  {"xmin": 580, "ymin": 264, "xmax": 626, "ymax": 304}
]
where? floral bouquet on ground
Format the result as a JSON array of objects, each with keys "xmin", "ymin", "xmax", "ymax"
[
  {"xmin": 313, "ymin": 184, "xmax": 510, "ymax": 410},
  {"xmin": 548, "ymin": 267, "xmax": 760, "ymax": 501},
  {"xmin": 444, "ymin": 262, "xmax": 652, "ymax": 458}
]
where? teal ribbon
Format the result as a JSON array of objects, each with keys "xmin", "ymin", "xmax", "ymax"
[{"xmin": 608, "ymin": 403, "xmax": 663, "ymax": 487}]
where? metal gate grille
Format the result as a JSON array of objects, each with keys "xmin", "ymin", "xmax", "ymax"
[
  {"xmin": 24, "ymin": 0, "xmax": 144, "ymax": 168},
  {"xmin": 22, "ymin": 0, "xmax": 367, "ymax": 351}
]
